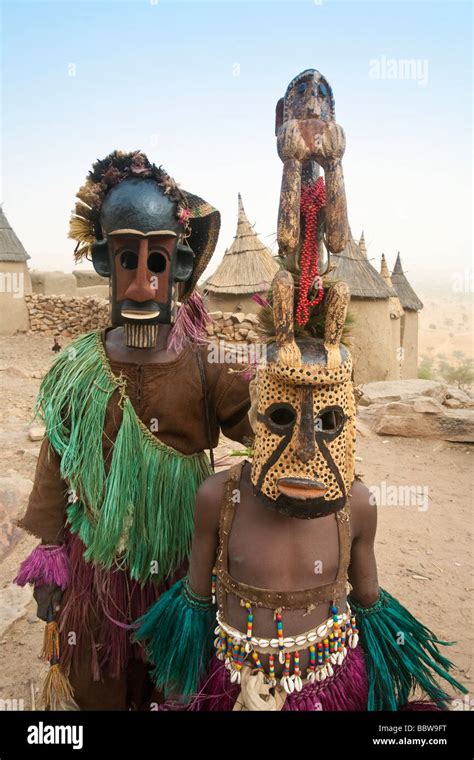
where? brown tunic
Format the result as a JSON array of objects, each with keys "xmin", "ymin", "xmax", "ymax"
[{"xmin": 18, "ymin": 338, "xmax": 253, "ymax": 544}]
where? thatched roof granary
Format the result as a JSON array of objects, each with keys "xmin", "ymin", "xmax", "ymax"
[
  {"xmin": 380, "ymin": 253, "xmax": 404, "ymax": 319},
  {"xmin": 330, "ymin": 230, "xmax": 394, "ymax": 300},
  {"xmin": 203, "ymin": 194, "xmax": 279, "ymax": 314},
  {"xmin": 0, "ymin": 207, "xmax": 30, "ymax": 263},
  {"xmin": 391, "ymin": 252, "xmax": 423, "ymax": 312},
  {"xmin": 329, "ymin": 231, "xmax": 398, "ymax": 382},
  {"xmin": 391, "ymin": 253, "xmax": 423, "ymax": 379}
]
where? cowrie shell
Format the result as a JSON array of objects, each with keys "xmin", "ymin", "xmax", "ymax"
[
  {"xmin": 326, "ymin": 663, "xmax": 334, "ymax": 677},
  {"xmin": 293, "ymin": 676, "xmax": 303, "ymax": 692},
  {"xmin": 330, "ymin": 653, "xmax": 338, "ymax": 665},
  {"xmin": 319, "ymin": 668, "xmax": 327, "ymax": 682},
  {"xmin": 350, "ymin": 633, "xmax": 359, "ymax": 649},
  {"xmin": 316, "ymin": 624, "xmax": 327, "ymax": 637},
  {"xmin": 295, "ymin": 636, "xmax": 306, "ymax": 647},
  {"xmin": 278, "ymin": 651, "xmax": 286, "ymax": 665},
  {"xmin": 214, "ymin": 626, "xmax": 221, "ymax": 635},
  {"xmin": 306, "ymin": 671, "xmax": 316, "ymax": 684},
  {"xmin": 270, "ymin": 639, "xmax": 279, "ymax": 648},
  {"xmin": 337, "ymin": 651, "xmax": 344, "ymax": 665},
  {"xmin": 307, "ymin": 632, "xmax": 318, "ymax": 643},
  {"xmin": 257, "ymin": 639, "xmax": 269, "ymax": 648},
  {"xmin": 244, "ymin": 642, "xmax": 252, "ymax": 654},
  {"xmin": 283, "ymin": 637, "xmax": 295, "ymax": 647},
  {"xmin": 230, "ymin": 669, "xmax": 240, "ymax": 684},
  {"xmin": 327, "ymin": 618, "xmax": 334, "ymax": 628},
  {"xmin": 282, "ymin": 677, "xmax": 295, "ymax": 695}
]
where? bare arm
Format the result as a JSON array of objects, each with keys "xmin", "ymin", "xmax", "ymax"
[
  {"xmin": 188, "ymin": 472, "xmax": 227, "ymax": 597},
  {"xmin": 348, "ymin": 480, "xmax": 380, "ymax": 607}
]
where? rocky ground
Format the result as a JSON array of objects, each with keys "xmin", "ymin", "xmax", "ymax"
[{"xmin": 0, "ymin": 334, "xmax": 472, "ymax": 710}]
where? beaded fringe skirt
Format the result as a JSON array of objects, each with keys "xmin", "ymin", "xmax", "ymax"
[{"xmin": 185, "ymin": 645, "xmax": 368, "ymax": 711}]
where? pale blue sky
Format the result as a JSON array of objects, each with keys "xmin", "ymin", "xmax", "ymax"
[{"xmin": 1, "ymin": 0, "xmax": 472, "ymax": 284}]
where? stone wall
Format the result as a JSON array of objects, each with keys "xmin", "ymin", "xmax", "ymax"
[
  {"xmin": 25, "ymin": 294, "xmax": 109, "ymax": 338},
  {"xmin": 23, "ymin": 299, "xmax": 260, "ymax": 342},
  {"xmin": 207, "ymin": 311, "xmax": 260, "ymax": 342}
]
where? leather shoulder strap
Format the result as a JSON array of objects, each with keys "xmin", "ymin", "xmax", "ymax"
[
  {"xmin": 335, "ymin": 503, "xmax": 351, "ymax": 577},
  {"xmin": 215, "ymin": 461, "xmax": 244, "ymax": 621},
  {"xmin": 216, "ymin": 461, "xmax": 245, "ymax": 574},
  {"xmin": 216, "ymin": 498, "xmax": 352, "ymax": 612},
  {"xmin": 195, "ymin": 348, "xmax": 215, "ymax": 471}
]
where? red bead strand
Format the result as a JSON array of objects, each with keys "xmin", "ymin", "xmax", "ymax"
[{"xmin": 295, "ymin": 176, "xmax": 327, "ymax": 327}]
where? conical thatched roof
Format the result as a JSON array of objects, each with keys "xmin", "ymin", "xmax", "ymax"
[
  {"xmin": 0, "ymin": 207, "xmax": 30, "ymax": 262},
  {"xmin": 380, "ymin": 253, "xmax": 404, "ymax": 318},
  {"xmin": 329, "ymin": 229, "xmax": 394, "ymax": 299},
  {"xmin": 391, "ymin": 253, "xmax": 423, "ymax": 311},
  {"xmin": 359, "ymin": 231, "xmax": 367, "ymax": 257},
  {"xmin": 204, "ymin": 194, "xmax": 279, "ymax": 295}
]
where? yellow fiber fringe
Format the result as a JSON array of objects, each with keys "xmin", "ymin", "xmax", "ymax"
[
  {"xmin": 41, "ymin": 621, "xmax": 60, "ymax": 662},
  {"xmin": 42, "ymin": 664, "xmax": 79, "ymax": 711}
]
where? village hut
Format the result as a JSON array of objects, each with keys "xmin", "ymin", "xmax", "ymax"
[
  {"xmin": 0, "ymin": 207, "xmax": 31, "ymax": 335},
  {"xmin": 329, "ymin": 230, "xmax": 397, "ymax": 383},
  {"xmin": 391, "ymin": 252, "xmax": 423, "ymax": 379},
  {"xmin": 380, "ymin": 253, "xmax": 404, "ymax": 380},
  {"xmin": 203, "ymin": 194, "xmax": 279, "ymax": 314}
]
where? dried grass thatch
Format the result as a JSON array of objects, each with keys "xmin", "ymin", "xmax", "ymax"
[
  {"xmin": 203, "ymin": 194, "xmax": 279, "ymax": 295},
  {"xmin": 391, "ymin": 253, "xmax": 423, "ymax": 311},
  {"xmin": 329, "ymin": 230, "xmax": 393, "ymax": 299},
  {"xmin": 0, "ymin": 207, "xmax": 30, "ymax": 262}
]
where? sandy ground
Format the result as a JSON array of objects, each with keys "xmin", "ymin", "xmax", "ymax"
[{"xmin": 0, "ymin": 334, "xmax": 472, "ymax": 710}]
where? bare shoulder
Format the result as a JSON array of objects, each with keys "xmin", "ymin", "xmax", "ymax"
[
  {"xmin": 348, "ymin": 479, "xmax": 377, "ymax": 541},
  {"xmin": 194, "ymin": 469, "xmax": 230, "ymax": 531},
  {"xmin": 196, "ymin": 469, "xmax": 229, "ymax": 502}
]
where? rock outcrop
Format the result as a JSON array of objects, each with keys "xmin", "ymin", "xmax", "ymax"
[{"xmin": 358, "ymin": 379, "xmax": 474, "ymax": 442}]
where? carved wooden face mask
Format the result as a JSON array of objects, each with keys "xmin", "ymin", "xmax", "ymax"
[
  {"xmin": 250, "ymin": 272, "xmax": 355, "ymax": 519},
  {"xmin": 92, "ymin": 177, "xmax": 194, "ymax": 348}
]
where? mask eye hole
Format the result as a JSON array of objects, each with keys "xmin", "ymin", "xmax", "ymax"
[
  {"xmin": 148, "ymin": 251, "xmax": 167, "ymax": 274},
  {"xmin": 263, "ymin": 403, "xmax": 296, "ymax": 433},
  {"xmin": 120, "ymin": 251, "xmax": 138, "ymax": 270},
  {"xmin": 270, "ymin": 407, "xmax": 295, "ymax": 426},
  {"xmin": 315, "ymin": 406, "xmax": 345, "ymax": 435}
]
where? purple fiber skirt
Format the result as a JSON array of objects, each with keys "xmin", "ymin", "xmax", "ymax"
[{"xmin": 188, "ymin": 645, "xmax": 369, "ymax": 711}]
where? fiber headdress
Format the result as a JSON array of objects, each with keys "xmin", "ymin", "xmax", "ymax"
[{"xmin": 69, "ymin": 150, "xmax": 220, "ymax": 298}]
